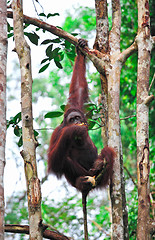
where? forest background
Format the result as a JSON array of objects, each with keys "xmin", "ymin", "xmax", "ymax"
[{"xmin": 1, "ymin": 0, "xmax": 154, "ymax": 239}]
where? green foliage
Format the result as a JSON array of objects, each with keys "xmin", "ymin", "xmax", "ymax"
[
  {"xmin": 84, "ymin": 103, "xmax": 104, "ymax": 130},
  {"xmin": 63, "ymin": 6, "xmax": 96, "ymax": 37},
  {"xmin": 24, "ymin": 32, "xmax": 40, "ymax": 45},
  {"xmin": 7, "ymin": 112, "xmax": 23, "ymax": 147},
  {"xmin": 7, "ymin": 22, "xmax": 14, "ymax": 38},
  {"xmin": 39, "ymin": 12, "xmax": 60, "ymax": 18},
  {"xmin": 62, "ymin": 40, "xmax": 77, "ymax": 61},
  {"xmin": 127, "ymin": 187, "xmax": 138, "ymax": 239},
  {"xmin": 120, "ymin": 0, "xmax": 138, "ymax": 176},
  {"xmin": 38, "ymin": 37, "xmax": 79, "ymax": 72},
  {"xmin": 7, "ymin": 112, "xmax": 39, "ymax": 147},
  {"xmin": 39, "ymin": 44, "xmax": 64, "ymax": 72},
  {"xmin": 150, "ymin": 0, "xmax": 155, "ymax": 35},
  {"xmin": 41, "ymin": 195, "xmax": 82, "ymax": 234},
  {"xmin": 120, "ymin": 0, "xmax": 155, "ymax": 179},
  {"xmin": 7, "ymin": 112, "xmax": 22, "ymax": 128},
  {"xmin": 90, "ymin": 205, "xmax": 111, "ymax": 240},
  {"xmin": 41, "ymin": 191, "xmax": 111, "ymax": 239},
  {"xmin": 45, "ymin": 111, "xmax": 64, "ymax": 119},
  {"xmin": 39, "ymin": 63, "xmax": 50, "ymax": 73},
  {"xmin": 120, "ymin": 0, "xmax": 138, "ymax": 50},
  {"xmin": 149, "ymin": 54, "xmax": 155, "ymax": 166},
  {"xmin": 5, "ymin": 193, "xmax": 28, "ymax": 224},
  {"xmin": 44, "ymin": 102, "xmax": 105, "ymax": 131}
]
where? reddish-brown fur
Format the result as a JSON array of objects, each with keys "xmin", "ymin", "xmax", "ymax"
[
  {"xmin": 68, "ymin": 51, "xmax": 88, "ymax": 109},
  {"xmin": 48, "ymin": 39, "xmax": 115, "ymax": 193}
]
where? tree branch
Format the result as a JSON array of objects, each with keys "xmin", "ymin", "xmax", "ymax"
[
  {"xmin": 149, "ymin": 73, "xmax": 155, "ymax": 92},
  {"xmin": 5, "ymin": 224, "xmax": 71, "ymax": 240},
  {"xmin": 144, "ymin": 95, "xmax": 155, "ymax": 106},
  {"xmin": 120, "ymin": 114, "xmax": 136, "ymax": 120},
  {"xmin": 91, "ymin": 220, "xmax": 110, "ymax": 236},
  {"xmin": 118, "ymin": 41, "xmax": 138, "ymax": 65},
  {"xmin": 7, "ymin": 10, "xmax": 78, "ymax": 46},
  {"xmin": 124, "ymin": 166, "xmax": 137, "ymax": 188},
  {"xmin": 7, "ymin": 10, "xmax": 107, "ymax": 75}
]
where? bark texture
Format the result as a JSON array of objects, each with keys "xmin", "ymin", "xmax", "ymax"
[
  {"xmin": 136, "ymin": 0, "xmax": 152, "ymax": 239},
  {"xmin": 5, "ymin": 224, "xmax": 70, "ymax": 240},
  {"xmin": 95, "ymin": 1, "xmax": 129, "ymax": 239},
  {"xmin": 108, "ymin": 1, "xmax": 126, "ymax": 239},
  {"xmin": 0, "ymin": 0, "xmax": 7, "ymax": 239},
  {"xmin": 12, "ymin": 0, "xmax": 42, "ymax": 239},
  {"xmin": 95, "ymin": 0, "xmax": 109, "ymax": 146}
]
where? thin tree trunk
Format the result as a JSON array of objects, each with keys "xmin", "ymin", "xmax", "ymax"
[
  {"xmin": 94, "ymin": 0, "xmax": 130, "ymax": 239},
  {"xmin": 108, "ymin": 0, "xmax": 125, "ymax": 239},
  {"xmin": 0, "ymin": 0, "xmax": 7, "ymax": 239},
  {"xmin": 94, "ymin": 0, "xmax": 109, "ymax": 146},
  {"xmin": 136, "ymin": 0, "xmax": 152, "ymax": 239},
  {"xmin": 12, "ymin": 0, "xmax": 42, "ymax": 239}
]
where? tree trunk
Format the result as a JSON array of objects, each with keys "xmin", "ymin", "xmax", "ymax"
[
  {"xmin": 136, "ymin": 0, "xmax": 152, "ymax": 239},
  {"xmin": 94, "ymin": 0, "xmax": 109, "ymax": 145},
  {"xmin": 12, "ymin": 0, "xmax": 42, "ymax": 239},
  {"xmin": 0, "ymin": 0, "xmax": 7, "ymax": 239},
  {"xmin": 108, "ymin": 1, "xmax": 124, "ymax": 239},
  {"xmin": 95, "ymin": 1, "xmax": 129, "ymax": 239}
]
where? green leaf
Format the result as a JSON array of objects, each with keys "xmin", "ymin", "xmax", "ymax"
[
  {"xmin": 41, "ymin": 39, "xmax": 53, "ymax": 45},
  {"xmin": 41, "ymin": 58, "xmax": 49, "ymax": 64},
  {"xmin": 18, "ymin": 136, "xmax": 23, "ymax": 147},
  {"xmin": 52, "ymin": 47, "xmax": 61, "ymax": 58},
  {"xmin": 34, "ymin": 130, "xmax": 39, "ymax": 137},
  {"xmin": 39, "ymin": 13, "xmax": 46, "ymax": 17},
  {"xmin": 14, "ymin": 126, "xmax": 21, "ymax": 137},
  {"xmin": 8, "ymin": 33, "xmax": 14, "ymax": 38},
  {"xmin": 24, "ymin": 32, "xmax": 40, "ymax": 45},
  {"xmin": 39, "ymin": 63, "xmax": 50, "ymax": 73},
  {"xmin": 54, "ymin": 52, "xmax": 64, "ymax": 62},
  {"xmin": 44, "ymin": 111, "xmax": 63, "ymax": 118},
  {"xmin": 46, "ymin": 44, "xmax": 53, "ymax": 58},
  {"xmin": 7, "ymin": 22, "xmax": 13, "ymax": 32},
  {"xmin": 64, "ymin": 40, "xmax": 71, "ymax": 49},
  {"xmin": 14, "ymin": 112, "xmax": 22, "ymax": 124},
  {"xmin": 84, "ymin": 102, "xmax": 97, "ymax": 108},
  {"xmin": 71, "ymin": 33, "xmax": 78, "ymax": 36},
  {"xmin": 47, "ymin": 13, "xmax": 60, "ymax": 18},
  {"xmin": 50, "ymin": 38, "xmax": 62, "ymax": 43},
  {"xmin": 7, "ymin": 112, "xmax": 22, "ymax": 127},
  {"xmin": 92, "ymin": 113, "xmax": 101, "ymax": 120},
  {"xmin": 23, "ymin": 23, "xmax": 30, "ymax": 29},
  {"xmin": 60, "ymin": 105, "xmax": 66, "ymax": 111},
  {"xmin": 8, "ymin": 119, "xmax": 14, "ymax": 125},
  {"xmin": 54, "ymin": 60, "xmax": 63, "ymax": 69},
  {"xmin": 88, "ymin": 120, "xmax": 96, "ymax": 130}
]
